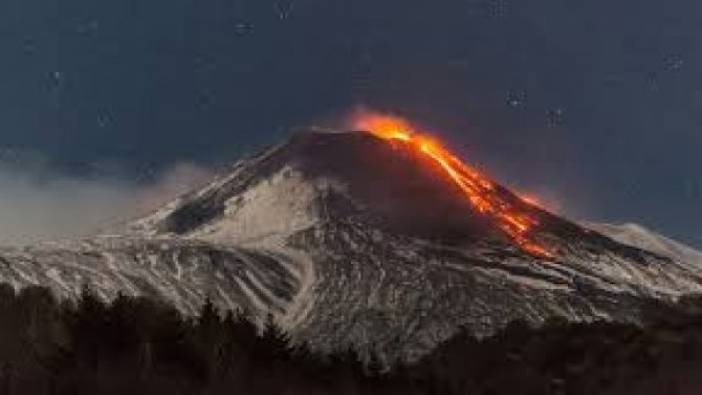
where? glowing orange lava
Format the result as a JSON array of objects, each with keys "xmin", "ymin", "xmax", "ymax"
[{"xmin": 353, "ymin": 112, "xmax": 554, "ymax": 259}]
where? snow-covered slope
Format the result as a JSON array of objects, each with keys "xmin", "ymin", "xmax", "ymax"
[
  {"xmin": 0, "ymin": 237, "xmax": 308, "ymax": 324},
  {"xmin": 584, "ymin": 222, "xmax": 702, "ymax": 271},
  {"xmin": 1, "ymin": 130, "xmax": 701, "ymax": 361}
]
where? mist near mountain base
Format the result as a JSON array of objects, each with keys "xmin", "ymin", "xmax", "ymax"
[{"xmin": 0, "ymin": 161, "xmax": 213, "ymax": 246}]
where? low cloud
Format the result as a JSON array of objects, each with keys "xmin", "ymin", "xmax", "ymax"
[{"xmin": 0, "ymin": 161, "xmax": 213, "ymax": 246}]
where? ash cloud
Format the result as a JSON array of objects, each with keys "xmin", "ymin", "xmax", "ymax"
[{"xmin": 0, "ymin": 159, "xmax": 213, "ymax": 246}]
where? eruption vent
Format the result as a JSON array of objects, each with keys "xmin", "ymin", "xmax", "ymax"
[{"xmin": 352, "ymin": 112, "xmax": 554, "ymax": 259}]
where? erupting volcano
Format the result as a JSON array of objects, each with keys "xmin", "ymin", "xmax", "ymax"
[
  {"xmin": 2, "ymin": 118, "xmax": 702, "ymax": 362},
  {"xmin": 352, "ymin": 112, "xmax": 554, "ymax": 258}
]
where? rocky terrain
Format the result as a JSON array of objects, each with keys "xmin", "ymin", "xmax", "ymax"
[{"xmin": 1, "ymin": 130, "xmax": 701, "ymax": 360}]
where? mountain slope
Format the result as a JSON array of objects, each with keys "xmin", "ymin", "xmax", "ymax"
[
  {"xmin": 1, "ymin": 130, "xmax": 701, "ymax": 360},
  {"xmin": 585, "ymin": 222, "xmax": 702, "ymax": 269}
]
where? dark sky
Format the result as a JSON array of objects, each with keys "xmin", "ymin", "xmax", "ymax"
[{"xmin": 1, "ymin": 0, "xmax": 701, "ymax": 247}]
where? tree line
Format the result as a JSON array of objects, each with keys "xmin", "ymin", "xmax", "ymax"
[{"xmin": 1, "ymin": 282, "xmax": 702, "ymax": 394}]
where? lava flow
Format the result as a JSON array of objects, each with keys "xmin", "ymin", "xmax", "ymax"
[{"xmin": 352, "ymin": 112, "xmax": 554, "ymax": 259}]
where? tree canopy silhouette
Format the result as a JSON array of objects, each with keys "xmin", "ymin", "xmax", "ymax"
[{"xmin": 0, "ymin": 284, "xmax": 701, "ymax": 394}]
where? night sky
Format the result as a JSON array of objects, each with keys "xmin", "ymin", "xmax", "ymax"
[{"xmin": 1, "ymin": 0, "xmax": 701, "ymax": 247}]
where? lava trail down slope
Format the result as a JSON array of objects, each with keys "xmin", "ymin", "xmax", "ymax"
[{"xmin": 1, "ymin": 124, "xmax": 702, "ymax": 361}]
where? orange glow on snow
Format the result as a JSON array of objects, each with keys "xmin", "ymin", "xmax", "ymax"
[
  {"xmin": 352, "ymin": 112, "xmax": 554, "ymax": 259},
  {"xmin": 519, "ymin": 194, "xmax": 541, "ymax": 207}
]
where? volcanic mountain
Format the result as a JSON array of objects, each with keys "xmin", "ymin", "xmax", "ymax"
[{"xmin": 1, "ymin": 126, "xmax": 701, "ymax": 360}]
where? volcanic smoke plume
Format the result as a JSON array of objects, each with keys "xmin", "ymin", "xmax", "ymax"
[{"xmin": 351, "ymin": 111, "xmax": 554, "ymax": 258}]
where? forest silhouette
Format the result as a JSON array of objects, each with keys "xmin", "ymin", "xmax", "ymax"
[{"xmin": 0, "ymin": 283, "xmax": 702, "ymax": 394}]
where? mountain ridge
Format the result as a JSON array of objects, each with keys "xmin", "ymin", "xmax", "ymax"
[
  {"xmin": 584, "ymin": 221, "xmax": 702, "ymax": 271},
  {"xmin": 1, "ymin": 129, "xmax": 701, "ymax": 360}
]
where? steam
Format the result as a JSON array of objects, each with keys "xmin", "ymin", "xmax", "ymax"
[{"xmin": 0, "ymin": 161, "xmax": 213, "ymax": 246}]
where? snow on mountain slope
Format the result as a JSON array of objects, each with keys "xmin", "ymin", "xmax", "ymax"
[
  {"xmin": 0, "ymin": 237, "xmax": 307, "ymax": 320},
  {"xmin": 1, "ymin": 130, "xmax": 701, "ymax": 361},
  {"xmin": 584, "ymin": 222, "xmax": 702, "ymax": 271},
  {"xmin": 123, "ymin": 131, "xmax": 702, "ymax": 356}
]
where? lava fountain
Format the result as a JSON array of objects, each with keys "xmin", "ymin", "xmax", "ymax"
[{"xmin": 352, "ymin": 111, "xmax": 554, "ymax": 259}]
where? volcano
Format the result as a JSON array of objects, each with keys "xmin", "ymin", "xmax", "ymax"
[{"xmin": 1, "ymin": 121, "xmax": 702, "ymax": 360}]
